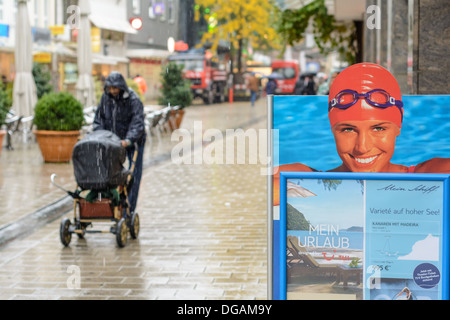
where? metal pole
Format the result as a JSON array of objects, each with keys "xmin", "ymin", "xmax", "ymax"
[{"xmin": 267, "ymin": 95, "xmax": 274, "ymax": 300}]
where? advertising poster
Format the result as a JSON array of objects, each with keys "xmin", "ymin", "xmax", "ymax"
[
  {"xmin": 269, "ymin": 83, "xmax": 450, "ymax": 299},
  {"xmin": 276, "ymin": 172, "xmax": 449, "ymax": 300}
]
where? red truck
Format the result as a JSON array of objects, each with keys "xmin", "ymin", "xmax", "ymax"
[
  {"xmin": 168, "ymin": 50, "xmax": 229, "ymax": 104},
  {"xmin": 271, "ymin": 60, "xmax": 300, "ymax": 94}
]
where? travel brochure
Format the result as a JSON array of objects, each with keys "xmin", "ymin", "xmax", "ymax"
[
  {"xmin": 364, "ymin": 179, "xmax": 444, "ymax": 300},
  {"xmin": 285, "ymin": 178, "xmax": 364, "ymax": 300}
]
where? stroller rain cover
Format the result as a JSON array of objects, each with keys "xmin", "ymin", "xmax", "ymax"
[{"xmin": 73, "ymin": 130, "xmax": 129, "ymax": 191}]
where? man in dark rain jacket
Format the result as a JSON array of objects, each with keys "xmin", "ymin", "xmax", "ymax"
[{"xmin": 93, "ymin": 72, "xmax": 146, "ymax": 216}]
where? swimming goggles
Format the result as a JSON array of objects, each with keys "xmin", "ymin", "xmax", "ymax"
[{"xmin": 328, "ymin": 89, "xmax": 403, "ymax": 114}]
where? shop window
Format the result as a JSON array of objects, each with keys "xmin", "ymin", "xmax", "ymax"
[
  {"xmin": 0, "ymin": 0, "xmax": 4, "ymax": 22},
  {"xmin": 148, "ymin": 0, "xmax": 155, "ymax": 19},
  {"xmin": 43, "ymin": 0, "xmax": 48, "ymax": 27},
  {"xmin": 64, "ymin": 63, "xmax": 78, "ymax": 84},
  {"xmin": 159, "ymin": 0, "xmax": 166, "ymax": 21},
  {"xmin": 132, "ymin": 0, "xmax": 140, "ymax": 15},
  {"xmin": 168, "ymin": 0, "xmax": 174, "ymax": 23},
  {"xmin": 34, "ymin": 0, "xmax": 39, "ymax": 26}
]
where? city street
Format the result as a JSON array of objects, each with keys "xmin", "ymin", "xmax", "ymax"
[{"xmin": 0, "ymin": 98, "xmax": 269, "ymax": 300}]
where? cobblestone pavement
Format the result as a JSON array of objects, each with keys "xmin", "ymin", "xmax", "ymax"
[{"xmin": 0, "ymin": 99, "xmax": 269, "ymax": 300}]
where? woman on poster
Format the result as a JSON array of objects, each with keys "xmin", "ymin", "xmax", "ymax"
[{"xmin": 273, "ymin": 63, "xmax": 450, "ymax": 205}]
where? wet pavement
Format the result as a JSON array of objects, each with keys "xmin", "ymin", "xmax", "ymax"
[{"xmin": 0, "ymin": 98, "xmax": 269, "ymax": 300}]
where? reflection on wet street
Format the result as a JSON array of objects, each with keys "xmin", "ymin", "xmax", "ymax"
[{"xmin": 0, "ymin": 100, "xmax": 269, "ymax": 300}]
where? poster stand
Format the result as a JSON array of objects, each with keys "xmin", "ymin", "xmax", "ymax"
[{"xmin": 275, "ymin": 171, "xmax": 450, "ymax": 300}]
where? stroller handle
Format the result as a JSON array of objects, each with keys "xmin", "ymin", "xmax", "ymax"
[
  {"xmin": 51, "ymin": 174, "xmax": 81, "ymax": 199},
  {"xmin": 51, "ymin": 174, "xmax": 69, "ymax": 193}
]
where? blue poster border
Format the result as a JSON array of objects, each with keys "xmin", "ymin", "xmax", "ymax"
[{"xmin": 277, "ymin": 171, "xmax": 450, "ymax": 300}]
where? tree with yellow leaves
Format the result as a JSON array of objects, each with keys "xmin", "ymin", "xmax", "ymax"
[{"xmin": 195, "ymin": 0, "xmax": 280, "ymax": 72}]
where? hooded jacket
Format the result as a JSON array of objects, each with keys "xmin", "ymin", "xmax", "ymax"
[{"xmin": 93, "ymin": 72, "xmax": 146, "ymax": 146}]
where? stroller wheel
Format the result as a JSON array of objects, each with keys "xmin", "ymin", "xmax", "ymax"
[
  {"xmin": 60, "ymin": 218, "xmax": 72, "ymax": 247},
  {"xmin": 116, "ymin": 218, "xmax": 128, "ymax": 248},
  {"xmin": 130, "ymin": 212, "xmax": 140, "ymax": 239}
]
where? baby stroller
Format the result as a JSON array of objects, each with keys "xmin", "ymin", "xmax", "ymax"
[{"xmin": 52, "ymin": 130, "xmax": 140, "ymax": 248}]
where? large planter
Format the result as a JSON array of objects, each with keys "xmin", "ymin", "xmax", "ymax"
[
  {"xmin": 169, "ymin": 108, "xmax": 185, "ymax": 130},
  {"xmin": 0, "ymin": 130, "xmax": 5, "ymax": 156},
  {"xmin": 34, "ymin": 130, "xmax": 80, "ymax": 163}
]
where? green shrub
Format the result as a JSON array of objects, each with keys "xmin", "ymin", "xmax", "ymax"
[
  {"xmin": 158, "ymin": 63, "xmax": 192, "ymax": 109},
  {"xmin": 0, "ymin": 83, "xmax": 12, "ymax": 126},
  {"xmin": 94, "ymin": 78, "xmax": 103, "ymax": 105},
  {"xmin": 33, "ymin": 92, "xmax": 84, "ymax": 131},
  {"xmin": 126, "ymin": 78, "xmax": 144, "ymax": 102}
]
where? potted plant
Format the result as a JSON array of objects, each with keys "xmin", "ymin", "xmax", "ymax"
[
  {"xmin": 158, "ymin": 62, "xmax": 193, "ymax": 129},
  {"xmin": 0, "ymin": 83, "xmax": 12, "ymax": 155},
  {"xmin": 33, "ymin": 91, "xmax": 84, "ymax": 162}
]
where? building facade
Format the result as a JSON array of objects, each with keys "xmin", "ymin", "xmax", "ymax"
[
  {"xmin": 364, "ymin": 0, "xmax": 449, "ymax": 94},
  {"xmin": 1, "ymin": 0, "xmax": 138, "ymax": 102},
  {"xmin": 125, "ymin": 0, "xmax": 197, "ymax": 102}
]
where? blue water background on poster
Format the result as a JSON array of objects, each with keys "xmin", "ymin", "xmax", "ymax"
[
  {"xmin": 272, "ymin": 95, "xmax": 450, "ymax": 300},
  {"xmin": 274, "ymin": 95, "xmax": 450, "ymax": 169}
]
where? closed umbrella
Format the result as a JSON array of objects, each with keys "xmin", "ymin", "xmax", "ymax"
[
  {"xmin": 12, "ymin": 0, "xmax": 37, "ymax": 118},
  {"xmin": 76, "ymin": 0, "xmax": 95, "ymax": 108}
]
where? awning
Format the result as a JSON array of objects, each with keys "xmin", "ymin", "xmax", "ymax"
[
  {"xmin": 33, "ymin": 43, "xmax": 76, "ymax": 57},
  {"xmin": 126, "ymin": 48, "xmax": 171, "ymax": 60},
  {"xmin": 89, "ymin": 14, "xmax": 137, "ymax": 34}
]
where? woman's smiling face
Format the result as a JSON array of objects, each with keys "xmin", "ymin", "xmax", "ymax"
[{"xmin": 331, "ymin": 118, "xmax": 401, "ymax": 172}]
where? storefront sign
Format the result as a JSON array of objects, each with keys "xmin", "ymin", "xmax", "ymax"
[
  {"xmin": 276, "ymin": 172, "xmax": 449, "ymax": 300},
  {"xmin": 91, "ymin": 27, "xmax": 101, "ymax": 53},
  {"xmin": 49, "ymin": 25, "xmax": 65, "ymax": 36}
]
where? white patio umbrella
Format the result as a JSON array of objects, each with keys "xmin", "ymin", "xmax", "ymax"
[
  {"xmin": 12, "ymin": 0, "xmax": 37, "ymax": 118},
  {"xmin": 76, "ymin": 0, "xmax": 95, "ymax": 108}
]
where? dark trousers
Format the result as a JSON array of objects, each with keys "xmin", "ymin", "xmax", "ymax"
[{"xmin": 126, "ymin": 143, "xmax": 145, "ymax": 214}]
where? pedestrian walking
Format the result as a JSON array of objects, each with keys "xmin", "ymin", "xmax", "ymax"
[
  {"xmin": 93, "ymin": 72, "xmax": 146, "ymax": 216},
  {"xmin": 248, "ymin": 72, "xmax": 259, "ymax": 107},
  {"xmin": 265, "ymin": 78, "xmax": 277, "ymax": 95}
]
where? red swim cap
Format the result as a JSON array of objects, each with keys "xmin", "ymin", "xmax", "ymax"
[{"xmin": 328, "ymin": 63, "xmax": 403, "ymax": 128}]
